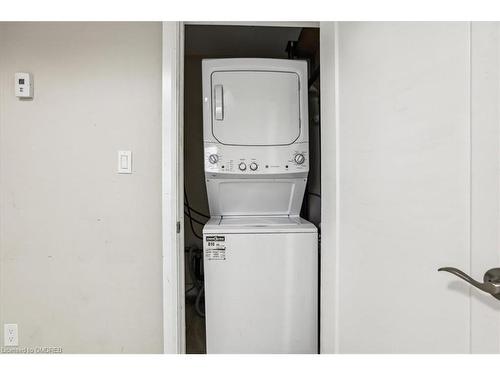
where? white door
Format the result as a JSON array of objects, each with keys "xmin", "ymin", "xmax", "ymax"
[
  {"xmin": 320, "ymin": 21, "xmax": 500, "ymax": 353},
  {"xmin": 469, "ymin": 22, "xmax": 500, "ymax": 353},
  {"xmin": 211, "ymin": 71, "xmax": 301, "ymax": 146}
]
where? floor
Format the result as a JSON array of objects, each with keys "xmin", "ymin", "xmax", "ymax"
[{"xmin": 185, "ymin": 295, "xmax": 206, "ymax": 354}]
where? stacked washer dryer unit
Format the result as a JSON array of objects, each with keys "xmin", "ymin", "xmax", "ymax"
[{"xmin": 202, "ymin": 58, "xmax": 318, "ymax": 354}]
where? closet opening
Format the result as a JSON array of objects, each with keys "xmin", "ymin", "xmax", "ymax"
[{"xmin": 183, "ymin": 24, "xmax": 320, "ymax": 354}]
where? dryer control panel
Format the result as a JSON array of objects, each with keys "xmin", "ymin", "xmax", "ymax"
[{"xmin": 204, "ymin": 143, "xmax": 309, "ymax": 175}]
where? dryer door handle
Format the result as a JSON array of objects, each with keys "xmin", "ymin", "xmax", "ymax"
[{"xmin": 214, "ymin": 84, "xmax": 224, "ymax": 121}]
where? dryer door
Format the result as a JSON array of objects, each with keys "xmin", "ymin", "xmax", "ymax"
[{"xmin": 210, "ymin": 70, "xmax": 301, "ymax": 146}]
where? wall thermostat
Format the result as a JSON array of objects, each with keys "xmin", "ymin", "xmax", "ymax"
[{"xmin": 15, "ymin": 72, "xmax": 33, "ymax": 98}]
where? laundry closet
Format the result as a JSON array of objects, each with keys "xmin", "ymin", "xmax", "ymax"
[{"xmin": 182, "ymin": 24, "xmax": 321, "ymax": 353}]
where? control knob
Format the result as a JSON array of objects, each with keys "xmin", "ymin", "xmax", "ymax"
[
  {"xmin": 249, "ymin": 162, "xmax": 258, "ymax": 171},
  {"xmin": 238, "ymin": 162, "xmax": 247, "ymax": 171},
  {"xmin": 208, "ymin": 154, "xmax": 218, "ymax": 164},
  {"xmin": 294, "ymin": 153, "xmax": 306, "ymax": 165}
]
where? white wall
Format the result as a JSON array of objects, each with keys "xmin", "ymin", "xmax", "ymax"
[{"xmin": 0, "ymin": 22, "xmax": 163, "ymax": 353}]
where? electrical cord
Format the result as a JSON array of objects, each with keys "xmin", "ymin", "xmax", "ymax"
[
  {"xmin": 184, "ymin": 186, "xmax": 205, "ymax": 240},
  {"xmin": 185, "ymin": 245, "xmax": 205, "ymax": 318},
  {"xmin": 184, "ymin": 204, "xmax": 209, "ymax": 219},
  {"xmin": 183, "ymin": 187, "xmax": 206, "ymax": 317},
  {"xmin": 185, "ymin": 247, "xmax": 199, "ymax": 295},
  {"xmin": 184, "ymin": 210, "xmax": 206, "ymax": 226},
  {"xmin": 307, "ymin": 191, "xmax": 321, "ymax": 199},
  {"xmin": 188, "ymin": 246, "xmax": 203, "ymax": 290},
  {"xmin": 185, "ymin": 283, "xmax": 196, "ymax": 295},
  {"xmin": 195, "ymin": 285, "xmax": 205, "ymax": 318}
]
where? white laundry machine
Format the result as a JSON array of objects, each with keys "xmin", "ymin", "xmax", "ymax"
[{"xmin": 201, "ymin": 58, "xmax": 318, "ymax": 354}]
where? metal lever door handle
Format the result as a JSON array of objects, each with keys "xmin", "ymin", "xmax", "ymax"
[{"xmin": 438, "ymin": 267, "xmax": 500, "ymax": 300}]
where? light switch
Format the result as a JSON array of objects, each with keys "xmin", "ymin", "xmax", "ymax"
[
  {"xmin": 117, "ymin": 151, "xmax": 132, "ymax": 174},
  {"xmin": 15, "ymin": 72, "xmax": 33, "ymax": 98}
]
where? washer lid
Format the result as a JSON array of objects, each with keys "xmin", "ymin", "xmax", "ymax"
[
  {"xmin": 211, "ymin": 70, "xmax": 301, "ymax": 146},
  {"xmin": 219, "ymin": 216, "xmax": 301, "ymax": 226}
]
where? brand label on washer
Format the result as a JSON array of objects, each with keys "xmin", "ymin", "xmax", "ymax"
[{"xmin": 205, "ymin": 236, "xmax": 226, "ymax": 260}]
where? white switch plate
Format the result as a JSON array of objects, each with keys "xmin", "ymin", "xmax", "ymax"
[
  {"xmin": 117, "ymin": 150, "xmax": 132, "ymax": 174},
  {"xmin": 4, "ymin": 323, "xmax": 18, "ymax": 347},
  {"xmin": 15, "ymin": 72, "xmax": 33, "ymax": 98}
]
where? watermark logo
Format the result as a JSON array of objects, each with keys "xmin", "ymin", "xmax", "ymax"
[{"xmin": 0, "ymin": 346, "xmax": 63, "ymax": 354}]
